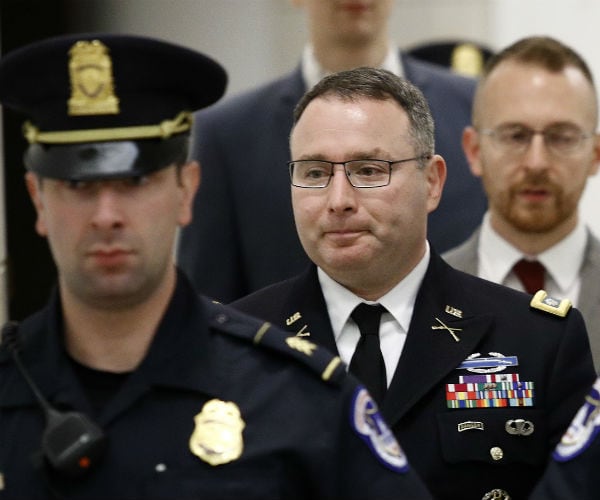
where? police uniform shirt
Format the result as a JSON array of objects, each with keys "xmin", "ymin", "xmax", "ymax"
[
  {"xmin": 478, "ymin": 212, "xmax": 585, "ymax": 303},
  {"xmin": 319, "ymin": 244, "xmax": 430, "ymax": 386},
  {"xmin": 0, "ymin": 272, "xmax": 432, "ymax": 499}
]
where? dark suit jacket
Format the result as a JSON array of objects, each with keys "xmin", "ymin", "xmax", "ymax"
[
  {"xmin": 232, "ymin": 252, "xmax": 596, "ymax": 500},
  {"xmin": 178, "ymin": 54, "xmax": 487, "ymax": 302},
  {"xmin": 443, "ymin": 227, "xmax": 600, "ymax": 371}
]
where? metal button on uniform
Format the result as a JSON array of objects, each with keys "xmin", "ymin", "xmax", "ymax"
[
  {"xmin": 155, "ymin": 463, "xmax": 167, "ymax": 473},
  {"xmin": 490, "ymin": 446, "xmax": 503, "ymax": 461}
]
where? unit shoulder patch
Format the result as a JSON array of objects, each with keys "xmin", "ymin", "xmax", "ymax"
[{"xmin": 530, "ymin": 290, "xmax": 571, "ymax": 317}]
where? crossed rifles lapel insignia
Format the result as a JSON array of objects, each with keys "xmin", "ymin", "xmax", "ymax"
[{"xmin": 431, "ymin": 316, "xmax": 462, "ymax": 342}]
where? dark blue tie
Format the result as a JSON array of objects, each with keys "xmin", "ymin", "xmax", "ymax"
[{"xmin": 349, "ymin": 303, "xmax": 387, "ymax": 404}]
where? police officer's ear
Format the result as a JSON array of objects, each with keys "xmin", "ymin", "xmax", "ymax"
[
  {"xmin": 177, "ymin": 160, "xmax": 201, "ymax": 227},
  {"xmin": 24, "ymin": 172, "xmax": 49, "ymax": 238}
]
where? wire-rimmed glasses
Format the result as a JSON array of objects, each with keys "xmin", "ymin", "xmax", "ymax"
[
  {"xmin": 288, "ymin": 155, "xmax": 431, "ymax": 188},
  {"xmin": 478, "ymin": 124, "xmax": 594, "ymax": 157}
]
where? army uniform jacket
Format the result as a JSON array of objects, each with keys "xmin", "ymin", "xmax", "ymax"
[
  {"xmin": 0, "ymin": 273, "xmax": 432, "ymax": 500},
  {"xmin": 232, "ymin": 252, "xmax": 596, "ymax": 500}
]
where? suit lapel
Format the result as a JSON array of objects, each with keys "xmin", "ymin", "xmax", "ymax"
[
  {"xmin": 401, "ymin": 53, "xmax": 431, "ymax": 94},
  {"xmin": 278, "ymin": 66, "xmax": 306, "ymax": 106},
  {"xmin": 576, "ymin": 231, "xmax": 600, "ymax": 367},
  {"xmin": 382, "ymin": 253, "xmax": 494, "ymax": 425},
  {"xmin": 443, "ymin": 229, "xmax": 480, "ymax": 275}
]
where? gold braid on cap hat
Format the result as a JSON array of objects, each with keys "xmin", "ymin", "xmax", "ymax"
[{"xmin": 23, "ymin": 111, "xmax": 193, "ymax": 145}]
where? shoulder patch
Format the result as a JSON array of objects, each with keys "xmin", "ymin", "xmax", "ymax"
[
  {"xmin": 553, "ymin": 377, "xmax": 600, "ymax": 462},
  {"xmin": 350, "ymin": 386, "xmax": 409, "ymax": 473},
  {"xmin": 530, "ymin": 290, "xmax": 571, "ymax": 317},
  {"xmin": 206, "ymin": 300, "xmax": 347, "ymax": 386}
]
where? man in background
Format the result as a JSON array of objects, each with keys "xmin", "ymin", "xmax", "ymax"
[
  {"xmin": 178, "ymin": 0, "xmax": 486, "ymax": 302},
  {"xmin": 443, "ymin": 36, "xmax": 600, "ymax": 370}
]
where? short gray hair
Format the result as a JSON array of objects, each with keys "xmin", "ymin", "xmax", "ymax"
[{"xmin": 293, "ymin": 67, "xmax": 435, "ymax": 163}]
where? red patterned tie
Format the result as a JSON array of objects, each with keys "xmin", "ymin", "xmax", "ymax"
[{"xmin": 512, "ymin": 259, "xmax": 545, "ymax": 294}]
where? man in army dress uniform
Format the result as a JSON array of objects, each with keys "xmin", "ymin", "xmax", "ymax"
[
  {"xmin": 232, "ymin": 66, "xmax": 596, "ymax": 499},
  {"xmin": 0, "ymin": 34, "xmax": 431, "ymax": 499}
]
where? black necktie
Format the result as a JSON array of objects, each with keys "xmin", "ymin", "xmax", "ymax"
[
  {"xmin": 349, "ymin": 303, "xmax": 387, "ymax": 404},
  {"xmin": 513, "ymin": 259, "xmax": 545, "ymax": 294}
]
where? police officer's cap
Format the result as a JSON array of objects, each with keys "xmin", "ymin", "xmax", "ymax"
[{"xmin": 0, "ymin": 33, "xmax": 227, "ymax": 180}]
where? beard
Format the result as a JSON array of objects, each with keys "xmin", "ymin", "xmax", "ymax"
[{"xmin": 492, "ymin": 171, "xmax": 579, "ymax": 234}]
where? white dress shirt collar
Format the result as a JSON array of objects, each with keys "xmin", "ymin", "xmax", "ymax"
[
  {"xmin": 300, "ymin": 42, "xmax": 403, "ymax": 90},
  {"xmin": 318, "ymin": 242, "xmax": 430, "ymax": 342},
  {"xmin": 479, "ymin": 211, "xmax": 587, "ymax": 294}
]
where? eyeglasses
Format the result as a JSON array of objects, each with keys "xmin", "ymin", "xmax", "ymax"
[
  {"xmin": 288, "ymin": 156, "xmax": 431, "ymax": 188},
  {"xmin": 478, "ymin": 124, "xmax": 594, "ymax": 157}
]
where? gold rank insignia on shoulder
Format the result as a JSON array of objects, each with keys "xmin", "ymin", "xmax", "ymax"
[
  {"xmin": 189, "ymin": 399, "xmax": 245, "ymax": 466},
  {"xmin": 68, "ymin": 40, "xmax": 120, "ymax": 116},
  {"xmin": 286, "ymin": 336, "xmax": 317, "ymax": 356},
  {"xmin": 530, "ymin": 290, "xmax": 572, "ymax": 317}
]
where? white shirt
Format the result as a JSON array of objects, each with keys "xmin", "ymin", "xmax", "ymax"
[
  {"xmin": 318, "ymin": 244, "xmax": 430, "ymax": 386},
  {"xmin": 478, "ymin": 212, "xmax": 586, "ymax": 305},
  {"xmin": 300, "ymin": 42, "xmax": 403, "ymax": 90}
]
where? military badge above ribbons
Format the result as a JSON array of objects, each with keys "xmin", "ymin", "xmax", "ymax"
[
  {"xmin": 351, "ymin": 387, "xmax": 409, "ymax": 473},
  {"xmin": 446, "ymin": 352, "xmax": 535, "ymax": 408},
  {"xmin": 553, "ymin": 377, "xmax": 600, "ymax": 461}
]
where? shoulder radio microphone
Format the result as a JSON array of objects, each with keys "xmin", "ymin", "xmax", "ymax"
[{"xmin": 2, "ymin": 321, "xmax": 106, "ymax": 477}]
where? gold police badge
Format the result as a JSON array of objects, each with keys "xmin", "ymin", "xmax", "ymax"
[
  {"xmin": 189, "ymin": 399, "xmax": 245, "ymax": 466},
  {"xmin": 68, "ymin": 40, "xmax": 120, "ymax": 116}
]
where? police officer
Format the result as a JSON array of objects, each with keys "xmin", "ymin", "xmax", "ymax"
[
  {"xmin": 0, "ymin": 34, "xmax": 431, "ymax": 499},
  {"xmin": 529, "ymin": 375, "xmax": 600, "ymax": 499}
]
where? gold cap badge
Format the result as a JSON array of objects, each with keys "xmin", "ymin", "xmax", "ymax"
[
  {"xmin": 68, "ymin": 40, "xmax": 119, "ymax": 116},
  {"xmin": 189, "ymin": 399, "xmax": 245, "ymax": 466},
  {"xmin": 451, "ymin": 43, "xmax": 484, "ymax": 77}
]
